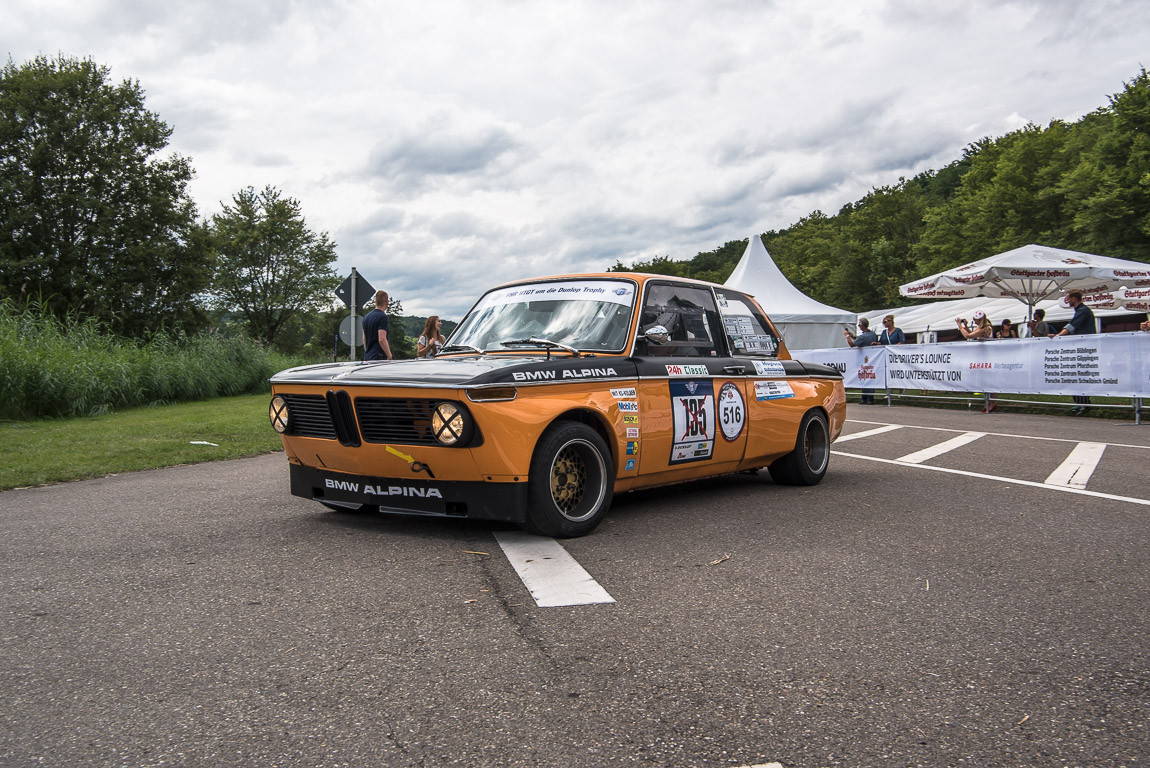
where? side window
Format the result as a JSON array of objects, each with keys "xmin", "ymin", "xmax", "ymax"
[
  {"xmin": 714, "ymin": 290, "xmax": 779, "ymax": 356},
  {"xmin": 640, "ymin": 283, "xmax": 724, "ymax": 357}
]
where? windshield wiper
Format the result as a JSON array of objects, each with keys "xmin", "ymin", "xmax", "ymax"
[
  {"xmin": 439, "ymin": 344, "xmax": 485, "ymax": 355},
  {"xmin": 500, "ymin": 337, "xmax": 581, "ymax": 358}
]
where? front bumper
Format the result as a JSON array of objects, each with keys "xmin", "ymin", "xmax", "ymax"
[{"xmin": 289, "ymin": 464, "xmax": 529, "ymax": 523}]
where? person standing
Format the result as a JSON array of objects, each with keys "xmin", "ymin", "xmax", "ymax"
[
  {"xmin": 362, "ymin": 290, "xmax": 392, "ymax": 361},
  {"xmin": 844, "ymin": 318, "xmax": 880, "ymax": 404},
  {"xmin": 1057, "ymin": 290, "xmax": 1096, "ymax": 415},
  {"xmin": 995, "ymin": 319, "xmax": 1018, "ymax": 338},
  {"xmin": 1026, "ymin": 308, "xmax": 1051, "ymax": 338},
  {"xmin": 417, "ymin": 316, "xmax": 446, "ymax": 358},
  {"xmin": 878, "ymin": 314, "xmax": 906, "ymax": 397},
  {"xmin": 956, "ymin": 310, "xmax": 993, "ymax": 339},
  {"xmin": 878, "ymin": 315, "xmax": 906, "ymax": 346}
]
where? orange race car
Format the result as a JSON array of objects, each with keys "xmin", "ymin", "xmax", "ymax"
[{"xmin": 269, "ymin": 273, "xmax": 846, "ymax": 537}]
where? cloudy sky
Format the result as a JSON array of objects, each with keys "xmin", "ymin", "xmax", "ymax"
[{"xmin": 4, "ymin": 1, "xmax": 1149, "ymax": 318}]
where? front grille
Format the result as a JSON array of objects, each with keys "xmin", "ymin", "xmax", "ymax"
[
  {"xmin": 282, "ymin": 394, "xmax": 336, "ymax": 439},
  {"xmin": 355, "ymin": 398, "xmax": 441, "ymax": 445}
]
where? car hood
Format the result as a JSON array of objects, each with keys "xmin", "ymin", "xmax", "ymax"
[{"xmin": 270, "ymin": 354, "xmax": 635, "ymax": 388}]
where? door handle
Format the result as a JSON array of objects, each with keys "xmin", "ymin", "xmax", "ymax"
[{"xmin": 722, "ymin": 365, "xmax": 745, "ymax": 374}]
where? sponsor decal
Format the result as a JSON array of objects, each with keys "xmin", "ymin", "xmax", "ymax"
[
  {"xmin": 324, "ymin": 478, "xmax": 443, "ymax": 499},
  {"xmin": 512, "ymin": 366, "xmax": 619, "ymax": 381},
  {"xmin": 753, "ymin": 360, "xmax": 786, "ymax": 376},
  {"xmin": 669, "ymin": 380, "xmax": 715, "ymax": 464},
  {"xmin": 625, "ymin": 459, "xmax": 636, "ymax": 471},
  {"xmin": 562, "ymin": 367, "xmax": 617, "ymax": 379},
  {"xmin": 610, "ymin": 387, "xmax": 637, "ymax": 399},
  {"xmin": 717, "ymin": 382, "xmax": 745, "ymax": 442},
  {"xmin": 513, "ymin": 370, "xmax": 556, "ymax": 381},
  {"xmin": 622, "ymin": 413, "xmax": 639, "ymax": 424},
  {"xmin": 666, "ymin": 363, "xmax": 709, "ymax": 376},
  {"xmin": 626, "ymin": 427, "xmax": 640, "ymax": 438},
  {"xmin": 626, "ymin": 441, "xmax": 639, "ymax": 456},
  {"xmin": 755, "ymin": 380, "xmax": 795, "ymax": 401},
  {"xmin": 475, "ymin": 280, "xmax": 636, "ymax": 310},
  {"xmin": 618, "ymin": 400, "xmax": 639, "ymax": 412},
  {"xmin": 1009, "ymin": 269, "xmax": 1070, "ymax": 278}
]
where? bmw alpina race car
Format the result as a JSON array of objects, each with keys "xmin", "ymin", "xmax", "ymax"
[{"xmin": 269, "ymin": 273, "xmax": 845, "ymax": 537}]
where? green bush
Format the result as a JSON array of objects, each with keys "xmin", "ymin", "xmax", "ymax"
[{"xmin": 0, "ymin": 299, "xmax": 307, "ymax": 420}]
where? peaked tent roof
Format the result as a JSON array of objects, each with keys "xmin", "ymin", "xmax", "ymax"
[{"xmin": 724, "ymin": 236, "xmax": 856, "ymax": 324}]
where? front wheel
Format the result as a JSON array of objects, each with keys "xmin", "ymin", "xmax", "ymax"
[
  {"xmin": 524, "ymin": 422, "xmax": 614, "ymax": 538},
  {"xmin": 768, "ymin": 410, "xmax": 830, "ymax": 486}
]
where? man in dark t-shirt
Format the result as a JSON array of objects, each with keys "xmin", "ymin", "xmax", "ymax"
[
  {"xmin": 362, "ymin": 290, "xmax": 392, "ymax": 361},
  {"xmin": 1057, "ymin": 290, "xmax": 1096, "ymax": 414}
]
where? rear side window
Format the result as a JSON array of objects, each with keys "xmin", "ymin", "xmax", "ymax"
[{"xmin": 714, "ymin": 290, "xmax": 779, "ymax": 356}]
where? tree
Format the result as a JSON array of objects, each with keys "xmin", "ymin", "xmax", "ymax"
[
  {"xmin": 0, "ymin": 55, "xmax": 212, "ymax": 335},
  {"xmin": 209, "ymin": 185, "xmax": 340, "ymax": 348}
]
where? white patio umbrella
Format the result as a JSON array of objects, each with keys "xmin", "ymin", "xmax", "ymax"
[
  {"xmin": 1065, "ymin": 285, "xmax": 1150, "ymax": 313},
  {"xmin": 899, "ymin": 243, "xmax": 1150, "ymax": 319}
]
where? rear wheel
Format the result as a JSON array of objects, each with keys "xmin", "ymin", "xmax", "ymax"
[
  {"xmin": 768, "ymin": 410, "xmax": 830, "ymax": 486},
  {"xmin": 524, "ymin": 422, "xmax": 614, "ymax": 538}
]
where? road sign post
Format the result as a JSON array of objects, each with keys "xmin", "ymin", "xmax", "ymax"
[{"xmin": 336, "ymin": 268, "xmax": 376, "ymax": 361}]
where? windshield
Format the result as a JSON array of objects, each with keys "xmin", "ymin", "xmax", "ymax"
[{"xmin": 448, "ymin": 279, "xmax": 638, "ymax": 352}]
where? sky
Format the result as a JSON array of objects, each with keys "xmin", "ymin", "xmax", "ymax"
[{"xmin": 4, "ymin": 1, "xmax": 1149, "ymax": 319}]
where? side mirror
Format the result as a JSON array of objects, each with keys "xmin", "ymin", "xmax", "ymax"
[{"xmin": 641, "ymin": 325, "xmax": 670, "ymax": 345}]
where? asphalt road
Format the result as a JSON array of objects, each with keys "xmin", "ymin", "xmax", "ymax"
[{"xmin": 2, "ymin": 406, "xmax": 1149, "ymax": 768}]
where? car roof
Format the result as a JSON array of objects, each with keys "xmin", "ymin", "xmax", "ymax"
[{"xmin": 491, "ymin": 272, "xmax": 744, "ymax": 294}]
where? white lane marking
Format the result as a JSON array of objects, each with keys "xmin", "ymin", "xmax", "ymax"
[
  {"xmin": 896, "ymin": 431, "xmax": 986, "ymax": 464},
  {"xmin": 494, "ymin": 531, "xmax": 615, "ymax": 607},
  {"xmin": 1045, "ymin": 442, "xmax": 1107, "ymax": 489},
  {"xmin": 835, "ymin": 424, "xmax": 904, "ymax": 442},
  {"xmin": 847, "ymin": 419, "xmax": 1150, "ymax": 451},
  {"xmin": 832, "ymin": 449, "xmax": 1150, "ymax": 507}
]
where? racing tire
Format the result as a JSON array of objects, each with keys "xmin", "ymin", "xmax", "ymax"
[
  {"xmin": 768, "ymin": 410, "xmax": 830, "ymax": 486},
  {"xmin": 524, "ymin": 422, "xmax": 614, "ymax": 538},
  {"xmin": 319, "ymin": 501, "xmax": 378, "ymax": 514}
]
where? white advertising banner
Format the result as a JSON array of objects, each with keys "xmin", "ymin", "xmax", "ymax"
[
  {"xmin": 794, "ymin": 346, "xmax": 887, "ymax": 390},
  {"xmin": 793, "ymin": 332, "xmax": 1150, "ymax": 397}
]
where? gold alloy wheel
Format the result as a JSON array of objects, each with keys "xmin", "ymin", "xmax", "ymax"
[{"xmin": 550, "ymin": 445, "xmax": 587, "ymax": 514}]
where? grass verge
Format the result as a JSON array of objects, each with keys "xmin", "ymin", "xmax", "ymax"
[{"xmin": 0, "ymin": 393, "xmax": 282, "ymax": 491}]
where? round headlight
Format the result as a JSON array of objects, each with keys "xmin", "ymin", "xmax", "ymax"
[
  {"xmin": 431, "ymin": 402, "xmax": 473, "ymax": 446},
  {"xmin": 269, "ymin": 395, "xmax": 290, "ymax": 434}
]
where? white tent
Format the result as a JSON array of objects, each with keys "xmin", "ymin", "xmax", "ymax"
[{"xmin": 725, "ymin": 236, "xmax": 856, "ymax": 349}]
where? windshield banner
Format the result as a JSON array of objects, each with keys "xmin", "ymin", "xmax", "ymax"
[
  {"xmin": 793, "ymin": 332, "xmax": 1150, "ymax": 397},
  {"xmin": 473, "ymin": 280, "xmax": 637, "ymax": 311}
]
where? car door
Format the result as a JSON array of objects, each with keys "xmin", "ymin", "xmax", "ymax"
[
  {"xmin": 632, "ymin": 281, "xmax": 749, "ymax": 479},
  {"xmin": 714, "ymin": 288, "xmax": 814, "ymax": 462}
]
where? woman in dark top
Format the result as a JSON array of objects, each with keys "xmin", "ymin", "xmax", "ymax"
[{"xmin": 995, "ymin": 319, "xmax": 1018, "ymax": 338}]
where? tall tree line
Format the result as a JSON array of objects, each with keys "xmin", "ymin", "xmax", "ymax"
[
  {"xmin": 618, "ymin": 68, "xmax": 1150, "ymax": 311},
  {"xmin": 0, "ymin": 55, "xmax": 341, "ymax": 351}
]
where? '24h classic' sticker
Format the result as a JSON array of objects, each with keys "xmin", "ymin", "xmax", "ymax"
[{"xmin": 669, "ymin": 380, "xmax": 715, "ymax": 464}]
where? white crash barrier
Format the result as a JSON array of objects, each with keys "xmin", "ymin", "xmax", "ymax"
[{"xmin": 793, "ymin": 332, "xmax": 1150, "ymax": 398}]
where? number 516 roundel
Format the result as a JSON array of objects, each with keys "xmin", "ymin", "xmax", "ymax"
[{"xmin": 718, "ymin": 381, "xmax": 746, "ymax": 442}]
